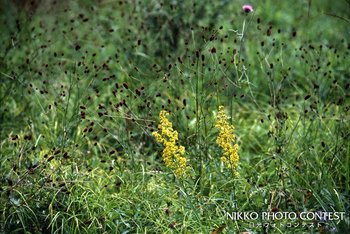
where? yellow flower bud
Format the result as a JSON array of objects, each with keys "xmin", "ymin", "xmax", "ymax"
[
  {"xmin": 152, "ymin": 110, "xmax": 188, "ymax": 177},
  {"xmin": 215, "ymin": 106, "xmax": 240, "ymax": 173}
]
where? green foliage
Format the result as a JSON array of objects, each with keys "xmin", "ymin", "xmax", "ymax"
[{"xmin": 1, "ymin": 0, "xmax": 349, "ymax": 233}]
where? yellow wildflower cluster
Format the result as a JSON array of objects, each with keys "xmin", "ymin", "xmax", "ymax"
[
  {"xmin": 152, "ymin": 110, "xmax": 188, "ymax": 177},
  {"xmin": 215, "ymin": 106, "xmax": 239, "ymax": 173}
]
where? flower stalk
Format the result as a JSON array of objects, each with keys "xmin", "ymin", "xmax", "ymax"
[
  {"xmin": 215, "ymin": 106, "xmax": 240, "ymax": 175},
  {"xmin": 152, "ymin": 110, "xmax": 188, "ymax": 177}
]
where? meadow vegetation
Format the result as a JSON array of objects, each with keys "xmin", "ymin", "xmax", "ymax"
[{"xmin": 0, "ymin": 0, "xmax": 349, "ymax": 233}]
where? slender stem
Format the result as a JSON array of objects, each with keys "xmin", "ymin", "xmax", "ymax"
[{"xmin": 195, "ymin": 58, "xmax": 202, "ymax": 188}]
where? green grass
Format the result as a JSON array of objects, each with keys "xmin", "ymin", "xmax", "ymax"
[{"xmin": 1, "ymin": 0, "xmax": 349, "ymax": 233}]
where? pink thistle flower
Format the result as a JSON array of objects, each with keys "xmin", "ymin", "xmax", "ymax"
[{"xmin": 242, "ymin": 4, "xmax": 253, "ymax": 13}]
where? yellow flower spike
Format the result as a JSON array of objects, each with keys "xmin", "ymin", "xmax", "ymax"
[
  {"xmin": 215, "ymin": 106, "xmax": 240, "ymax": 174},
  {"xmin": 153, "ymin": 110, "xmax": 188, "ymax": 177}
]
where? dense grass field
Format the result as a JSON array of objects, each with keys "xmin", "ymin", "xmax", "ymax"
[{"xmin": 1, "ymin": 0, "xmax": 349, "ymax": 233}]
